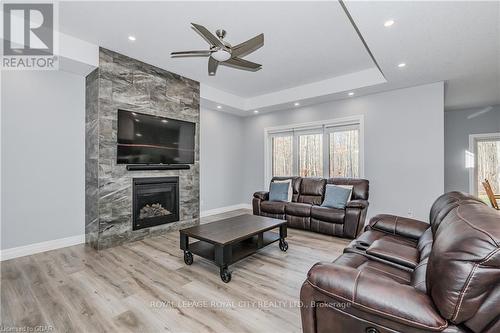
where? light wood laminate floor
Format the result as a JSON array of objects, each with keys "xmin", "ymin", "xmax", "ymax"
[{"xmin": 1, "ymin": 210, "xmax": 348, "ymax": 333}]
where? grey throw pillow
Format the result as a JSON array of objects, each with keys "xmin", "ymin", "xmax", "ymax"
[
  {"xmin": 321, "ymin": 184, "xmax": 353, "ymax": 209},
  {"xmin": 269, "ymin": 182, "xmax": 291, "ymax": 202},
  {"xmin": 273, "ymin": 179, "xmax": 293, "ymax": 201}
]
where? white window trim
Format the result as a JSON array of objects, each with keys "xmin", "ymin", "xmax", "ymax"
[
  {"xmin": 263, "ymin": 115, "xmax": 365, "ymax": 188},
  {"xmin": 468, "ymin": 132, "xmax": 500, "ymax": 195}
]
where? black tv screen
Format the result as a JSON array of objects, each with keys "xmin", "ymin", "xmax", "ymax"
[{"xmin": 117, "ymin": 110, "xmax": 195, "ymax": 165}]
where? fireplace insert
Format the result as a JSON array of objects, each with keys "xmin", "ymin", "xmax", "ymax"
[{"xmin": 132, "ymin": 177, "xmax": 179, "ymax": 230}]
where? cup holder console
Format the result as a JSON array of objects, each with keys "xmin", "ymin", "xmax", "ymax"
[{"xmin": 354, "ymin": 241, "xmax": 370, "ymax": 251}]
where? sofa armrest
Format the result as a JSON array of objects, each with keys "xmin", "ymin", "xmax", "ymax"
[
  {"xmin": 253, "ymin": 191, "xmax": 269, "ymax": 201},
  {"xmin": 343, "ymin": 200, "xmax": 369, "ymax": 239},
  {"xmin": 367, "ymin": 214, "xmax": 429, "ymax": 240},
  {"xmin": 303, "ymin": 262, "xmax": 447, "ymax": 331},
  {"xmin": 346, "ymin": 199, "xmax": 368, "ymax": 209}
]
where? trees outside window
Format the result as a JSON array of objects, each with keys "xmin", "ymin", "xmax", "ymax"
[
  {"xmin": 268, "ymin": 119, "xmax": 362, "ymax": 181},
  {"xmin": 329, "ymin": 129, "xmax": 359, "ymax": 178},
  {"xmin": 299, "ymin": 134, "xmax": 323, "ymax": 177},
  {"xmin": 476, "ymin": 139, "xmax": 500, "ymax": 201},
  {"xmin": 272, "ymin": 136, "xmax": 293, "ymax": 177}
]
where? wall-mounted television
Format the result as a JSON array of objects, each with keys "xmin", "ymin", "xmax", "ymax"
[{"xmin": 117, "ymin": 110, "xmax": 195, "ymax": 165}]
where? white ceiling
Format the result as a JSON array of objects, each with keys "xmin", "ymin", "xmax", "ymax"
[
  {"xmin": 57, "ymin": 1, "xmax": 500, "ymax": 113},
  {"xmin": 59, "ymin": 1, "xmax": 374, "ymax": 98},
  {"xmin": 345, "ymin": 0, "xmax": 500, "ymax": 111}
]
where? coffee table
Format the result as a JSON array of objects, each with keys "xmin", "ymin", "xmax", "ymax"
[{"xmin": 179, "ymin": 214, "xmax": 288, "ymax": 283}]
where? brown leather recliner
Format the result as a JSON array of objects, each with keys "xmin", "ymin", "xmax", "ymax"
[
  {"xmin": 300, "ymin": 192, "xmax": 500, "ymax": 333},
  {"xmin": 253, "ymin": 177, "xmax": 369, "ymax": 239}
]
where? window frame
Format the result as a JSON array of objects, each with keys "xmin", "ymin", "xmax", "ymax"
[
  {"xmin": 468, "ymin": 132, "xmax": 500, "ymax": 195},
  {"xmin": 264, "ymin": 115, "xmax": 364, "ymax": 188}
]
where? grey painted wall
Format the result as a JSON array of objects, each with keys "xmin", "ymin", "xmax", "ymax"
[
  {"xmin": 242, "ymin": 83, "xmax": 445, "ymax": 221},
  {"xmin": 444, "ymin": 105, "xmax": 500, "ymax": 193},
  {"xmin": 200, "ymin": 108, "xmax": 245, "ymax": 211},
  {"xmin": 1, "ymin": 70, "xmax": 85, "ymax": 250}
]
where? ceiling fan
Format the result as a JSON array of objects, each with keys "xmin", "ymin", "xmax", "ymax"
[{"xmin": 171, "ymin": 23, "xmax": 264, "ymax": 76}]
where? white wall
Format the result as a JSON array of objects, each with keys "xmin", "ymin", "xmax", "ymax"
[
  {"xmin": 242, "ymin": 83, "xmax": 445, "ymax": 221},
  {"xmin": 444, "ymin": 106, "xmax": 500, "ymax": 193},
  {"xmin": 200, "ymin": 107, "xmax": 246, "ymax": 211},
  {"xmin": 1, "ymin": 70, "xmax": 85, "ymax": 250},
  {"xmin": 0, "ymin": 72, "xmax": 444, "ymax": 254}
]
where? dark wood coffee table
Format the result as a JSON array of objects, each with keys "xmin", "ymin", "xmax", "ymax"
[{"xmin": 179, "ymin": 214, "xmax": 288, "ymax": 283}]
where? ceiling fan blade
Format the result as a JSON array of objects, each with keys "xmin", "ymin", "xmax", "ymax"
[
  {"xmin": 191, "ymin": 23, "xmax": 224, "ymax": 49},
  {"xmin": 208, "ymin": 57, "xmax": 219, "ymax": 76},
  {"xmin": 231, "ymin": 33, "xmax": 264, "ymax": 58},
  {"xmin": 170, "ymin": 50, "xmax": 212, "ymax": 57},
  {"xmin": 222, "ymin": 57, "xmax": 261, "ymax": 71}
]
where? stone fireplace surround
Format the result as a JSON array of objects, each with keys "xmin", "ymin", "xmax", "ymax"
[{"xmin": 85, "ymin": 48, "xmax": 200, "ymax": 250}]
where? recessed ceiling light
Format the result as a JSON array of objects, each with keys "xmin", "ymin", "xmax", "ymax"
[
  {"xmin": 134, "ymin": 119, "xmax": 140, "ymax": 122},
  {"xmin": 294, "ymin": 102, "xmax": 300, "ymax": 107},
  {"xmin": 161, "ymin": 119, "xmax": 168, "ymax": 123},
  {"xmin": 348, "ymin": 92, "xmax": 355, "ymax": 96},
  {"xmin": 253, "ymin": 110, "xmax": 259, "ymax": 114},
  {"xmin": 217, "ymin": 105, "xmax": 222, "ymax": 109},
  {"xmin": 398, "ymin": 62, "xmax": 406, "ymax": 68},
  {"xmin": 131, "ymin": 112, "xmax": 137, "ymax": 116},
  {"xmin": 128, "ymin": 35, "xmax": 136, "ymax": 41},
  {"xmin": 136, "ymin": 133, "xmax": 142, "ymax": 137},
  {"xmin": 384, "ymin": 20, "xmax": 395, "ymax": 27}
]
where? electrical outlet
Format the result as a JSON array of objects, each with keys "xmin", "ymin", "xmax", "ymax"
[{"xmin": 407, "ymin": 209, "xmax": 413, "ymax": 218}]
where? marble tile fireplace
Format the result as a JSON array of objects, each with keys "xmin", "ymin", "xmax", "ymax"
[{"xmin": 85, "ymin": 48, "xmax": 200, "ymax": 250}]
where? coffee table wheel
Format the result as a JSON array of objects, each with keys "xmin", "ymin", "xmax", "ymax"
[
  {"xmin": 184, "ymin": 251, "xmax": 193, "ymax": 265},
  {"xmin": 220, "ymin": 267, "xmax": 232, "ymax": 283},
  {"xmin": 279, "ymin": 239, "xmax": 288, "ymax": 252}
]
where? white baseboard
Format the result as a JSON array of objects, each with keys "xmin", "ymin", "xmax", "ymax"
[
  {"xmin": 201, "ymin": 203, "xmax": 252, "ymax": 218},
  {"xmin": 1, "ymin": 204, "xmax": 252, "ymax": 261},
  {"xmin": 0, "ymin": 234, "xmax": 85, "ymax": 261}
]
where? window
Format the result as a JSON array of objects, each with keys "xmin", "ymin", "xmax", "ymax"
[
  {"xmin": 469, "ymin": 134, "xmax": 500, "ymax": 203},
  {"xmin": 329, "ymin": 127, "xmax": 359, "ymax": 178},
  {"xmin": 272, "ymin": 135, "xmax": 293, "ymax": 177},
  {"xmin": 299, "ymin": 133, "xmax": 323, "ymax": 177},
  {"xmin": 266, "ymin": 117, "xmax": 363, "ymax": 184}
]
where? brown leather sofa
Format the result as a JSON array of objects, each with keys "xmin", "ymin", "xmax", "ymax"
[
  {"xmin": 300, "ymin": 191, "xmax": 500, "ymax": 333},
  {"xmin": 253, "ymin": 177, "xmax": 369, "ymax": 239}
]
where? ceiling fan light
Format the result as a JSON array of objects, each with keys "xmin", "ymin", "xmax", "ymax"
[{"xmin": 211, "ymin": 50, "xmax": 231, "ymax": 62}]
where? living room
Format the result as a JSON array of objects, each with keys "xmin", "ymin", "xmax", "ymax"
[{"xmin": 1, "ymin": 1, "xmax": 499, "ymax": 332}]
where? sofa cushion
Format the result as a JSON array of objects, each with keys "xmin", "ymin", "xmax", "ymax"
[
  {"xmin": 429, "ymin": 191, "xmax": 485, "ymax": 235},
  {"xmin": 426, "ymin": 203, "xmax": 500, "ymax": 324},
  {"xmin": 328, "ymin": 178, "xmax": 369, "ymax": 200},
  {"xmin": 298, "ymin": 178, "xmax": 326, "ymax": 205},
  {"xmin": 260, "ymin": 201, "xmax": 286, "ymax": 214},
  {"xmin": 305, "ymin": 260, "xmax": 447, "ymax": 331},
  {"xmin": 285, "ymin": 202, "xmax": 311, "ymax": 217},
  {"xmin": 310, "ymin": 206, "xmax": 345, "ymax": 223}
]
